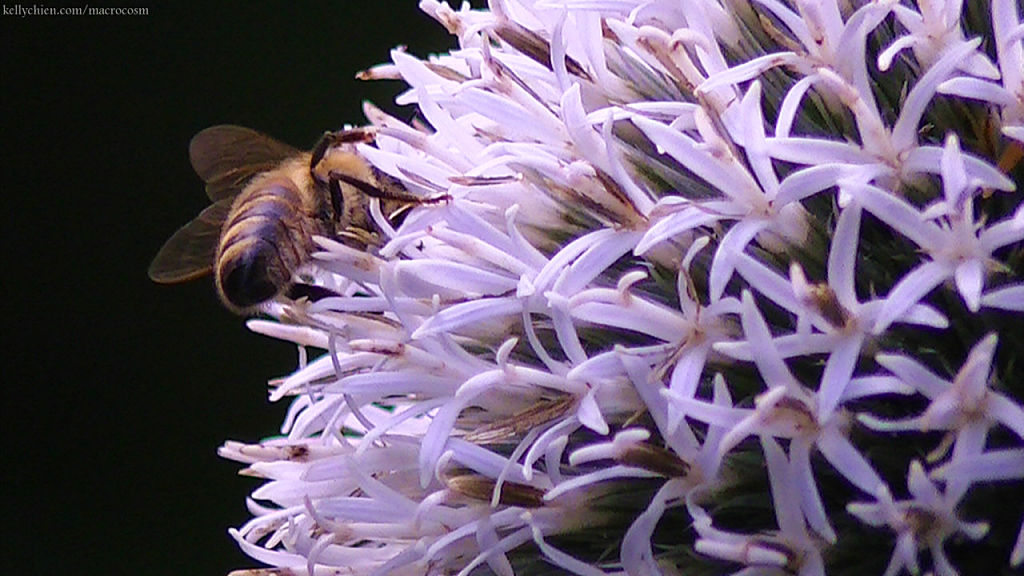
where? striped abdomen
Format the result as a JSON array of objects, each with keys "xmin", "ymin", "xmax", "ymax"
[{"xmin": 214, "ymin": 174, "xmax": 328, "ymax": 312}]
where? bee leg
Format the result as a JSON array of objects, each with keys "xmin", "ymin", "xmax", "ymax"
[
  {"xmin": 328, "ymin": 169, "xmax": 450, "ymax": 205},
  {"xmin": 337, "ymin": 226, "xmax": 380, "ymax": 248},
  {"xmin": 287, "ymin": 284, "xmax": 341, "ymax": 303},
  {"xmin": 310, "ymin": 128, "xmax": 377, "ymax": 169},
  {"xmin": 326, "ymin": 174, "xmax": 346, "ymax": 224},
  {"xmin": 311, "ymin": 129, "xmax": 383, "ymax": 225}
]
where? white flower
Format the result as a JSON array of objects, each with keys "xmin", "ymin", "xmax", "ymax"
[
  {"xmin": 860, "ymin": 333, "xmax": 1024, "ymax": 482},
  {"xmin": 718, "ymin": 203, "xmax": 946, "ymax": 419},
  {"xmin": 849, "ymin": 136, "xmax": 1020, "ymax": 329},
  {"xmin": 669, "ymin": 291, "xmax": 903, "ymax": 543},
  {"xmin": 690, "ymin": 437, "xmax": 826, "ymax": 576},
  {"xmin": 630, "ymin": 81, "xmax": 811, "ymax": 301},
  {"xmin": 208, "ymin": 2, "xmax": 1024, "ymax": 575},
  {"xmin": 847, "ymin": 462, "xmax": 990, "ymax": 576},
  {"xmin": 858, "ymin": 334, "xmax": 1024, "ymax": 572},
  {"xmin": 937, "ymin": 0, "xmax": 1024, "ymax": 143},
  {"xmin": 931, "ymin": 448, "xmax": 1024, "ymax": 568},
  {"xmin": 860, "ymin": 333, "xmax": 1024, "ymax": 439},
  {"xmin": 882, "ymin": 0, "xmax": 1000, "ymax": 80}
]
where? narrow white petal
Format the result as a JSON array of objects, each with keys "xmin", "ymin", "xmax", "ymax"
[
  {"xmin": 818, "ymin": 334, "xmax": 864, "ymax": 421},
  {"xmin": 709, "ymin": 220, "xmax": 768, "ymax": 302},
  {"xmin": 738, "ymin": 291, "xmax": 799, "ymax": 391},
  {"xmin": 817, "ymin": 426, "xmax": 885, "ymax": 496},
  {"xmin": 875, "ymin": 351, "xmax": 950, "ymax": 399},
  {"xmin": 892, "ymin": 40, "xmax": 981, "ymax": 150},
  {"xmin": 981, "ymin": 284, "xmax": 1024, "ymax": 311},
  {"xmin": 413, "ymin": 298, "xmax": 524, "ymax": 338},
  {"xmin": 939, "ymin": 77, "xmax": 1018, "ymax": 105},
  {"xmin": 873, "ymin": 262, "xmax": 950, "ymax": 334},
  {"xmin": 954, "ymin": 259, "xmax": 985, "ymax": 312}
]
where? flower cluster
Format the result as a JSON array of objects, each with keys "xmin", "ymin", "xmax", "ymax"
[{"xmin": 218, "ymin": 1, "xmax": 1023, "ymax": 575}]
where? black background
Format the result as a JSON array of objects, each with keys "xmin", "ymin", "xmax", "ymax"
[{"xmin": 2, "ymin": 3, "xmax": 455, "ymax": 574}]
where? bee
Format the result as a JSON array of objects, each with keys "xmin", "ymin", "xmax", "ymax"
[{"xmin": 149, "ymin": 125, "xmax": 436, "ymax": 313}]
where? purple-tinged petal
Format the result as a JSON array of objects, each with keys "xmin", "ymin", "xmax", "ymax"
[
  {"xmin": 946, "ymin": 422, "xmax": 993, "ymax": 501},
  {"xmin": 700, "ymin": 52, "xmax": 804, "ymax": 92},
  {"xmin": 568, "ymin": 288, "xmax": 690, "ymax": 341},
  {"xmin": 817, "ymin": 426, "xmax": 886, "ymax": 496},
  {"xmin": 775, "ymin": 76, "xmax": 816, "ymax": 138},
  {"xmin": 395, "ymin": 260, "xmax": 519, "ymax": 297},
  {"xmin": 979, "ymin": 204, "xmax": 1024, "ymax": 252},
  {"xmin": 716, "ymin": 332, "xmax": 836, "ymax": 361},
  {"xmin": 818, "ymin": 334, "xmax": 864, "ymax": 421},
  {"xmin": 737, "ymin": 81, "xmax": 780, "ymax": 196},
  {"xmin": 954, "ymin": 259, "xmax": 985, "ymax": 312},
  {"xmin": 412, "ymin": 297, "xmax": 525, "ymax": 338},
  {"xmin": 527, "ymin": 512, "xmax": 616, "ymax": 576},
  {"xmin": 738, "ymin": 291, "xmax": 800, "ymax": 392},
  {"xmin": 662, "ymin": 388, "xmax": 748, "ymax": 430},
  {"xmin": 939, "ymin": 77, "xmax": 1018, "ymax": 106},
  {"xmin": 993, "ymin": 0, "xmax": 1024, "ymax": 89},
  {"xmin": 891, "ymin": 40, "xmax": 981, "ymax": 151},
  {"xmin": 577, "ymin": 387, "xmax": 609, "ymax": 435},
  {"xmin": 535, "ymin": 228, "xmax": 621, "ymax": 291},
  {"xmin": 878, "ymin": 35, "xmax": 921, "ymax": 72},
  {"xmin": 792, "ymin": 437, "xmax": 836, "ymax": 543},
  {"xmin": 734, "ymin": 253, "xmax": 802, "ymax": 314},
  {"xmin": 902, "ymin": 145, "xmax": 1016, "ymax": 190},
  {"xmin": 667, "ymin": 344, "xmax": 711, "ymax": 432},
  {"xmin": 896, "ymin": 302, "xmax": 950, "ymax": 328},
  {"xmin": 635, "ymin": 203, "xmax": 723, "ymax": 255},
  {"xmin": 761, "ymin": 437, "xmax": 805, "ymax": 538},
  {"xmin": 630, "ymin": 114, "xmax": 760, "ymax": 199},
  {"xmin": 873, "ymin": 261, "xmax": 951, "ymax": 334},
  {"xmin": 774, "ymin": 163, "xmax": 847, "ymax": 206},
  {"xmin": 843, "ymin": 375, "xmax": 915, "ymax": 400},
  {"xmin": 557, "ymin": 230, "xmax": 642, "ymax": 295},
  {"xmin": 710, "ymin": 220, "xmax": 769, "ymax": 302},
  {"xmin": 850, "ymin": 182, "xmax": 944, "ymax": 248},
  {"xmin": 931, "ymin": 448, "xmax": 1024, "ymax": 483},
  {"xmin": 988, "ymin": 395, "xmax": 1024, "ymax": 441},
  {"xmin": 829, "ymin": 204, "xmax": 862, "ymax": 307},
  {"xmin": 621, "ymin": 479, "xmax": 688, "ymax": 576},
  {"xmin": 959, "ymin": 333, "xmax": 999, "ymax": 397},
  {"xmin": 939, "ymin": 134, "xmax": 969, "ymax": 208},
  {"xmin": 419, "ymin": 371, "xmax": 503, "ymax": 487},
  {"xmin": 981, "ymin": 284, "xmax": 1024, "ymax": 311},
  {"xmin": 764, "ymin": 136, "xmax": 878, "ymax": 166},
  {"xmin": 907, "ymin": 460, "xmax": 943, "ymax": 506},
  {"xmin": 875, "ymin": 351, "xmax": 951, "ymax": 399}
]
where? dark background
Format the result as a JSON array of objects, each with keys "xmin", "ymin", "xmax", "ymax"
[{"xmin": 2, "ymin": 3, "xmax": 455, "ymax": 574}]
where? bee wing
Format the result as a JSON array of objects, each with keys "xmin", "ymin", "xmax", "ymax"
[
  {"xmin": 148, "ymin": 198, "xmax": 233, "ymax": 283},
  {"xmin": 189, "ymin": 125, "xmax": 301, "ymax": 201}
]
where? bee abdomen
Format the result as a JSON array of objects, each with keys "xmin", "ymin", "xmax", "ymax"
[
  {"xmin": 214, "ymin": 179, "xmax": 316, "ymax": 312},
  {"xmin": 217, "ymin": 236, "xmax": 290, "ymax": 310}
]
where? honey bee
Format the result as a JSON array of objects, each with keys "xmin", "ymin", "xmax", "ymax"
[{"xmin": 149, "ymin": 125, "xmax": 436, "ymax": 313}]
